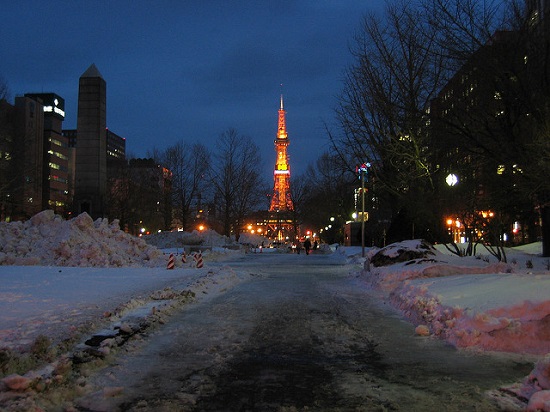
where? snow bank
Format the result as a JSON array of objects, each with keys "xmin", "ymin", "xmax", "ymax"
[
  {"xmin": 143, "ymin": 228, "xmax": 235, "ymax": 249},
  {"xmin": 361, "ymin": 239, "xmax": 550, "ymax": 410},
  {"xmin": 362, "ymin": 240, "xmax": 550, "ymax": 355},
  {"xmin": 0, "ymin": 210, "xmax": 164, "ymax": 267},
  {"xmin": 391, "ymin": 274, "xmax": 550, "ymax": 355},
  {"xmin": 497, "ymin": 355, "xmax": 550, "ymax": 411},
  {"xmin": 143, "ymin": 229, "xmax": 268, "ymax": 250}
]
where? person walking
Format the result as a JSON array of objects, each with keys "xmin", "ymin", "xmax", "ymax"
[{"xmin": 304, "ymin": 238, "xmax": 312, "ymax": 255}]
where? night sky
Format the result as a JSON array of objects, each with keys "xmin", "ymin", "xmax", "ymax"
[{"xmin": 0, "ymin": 1, "xmax": 385, "ymax": 178}]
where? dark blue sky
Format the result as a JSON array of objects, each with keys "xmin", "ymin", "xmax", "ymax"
[{"xmin": 0, "ymin": 1, "xmax": 385, "ymax": 177}]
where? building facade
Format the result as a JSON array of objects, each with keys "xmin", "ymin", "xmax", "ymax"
[
  {"xmin": 25, "ymin": 93, "xmax": 69, "ymax": 215},
  {"xmin": 0, "ymin": 93, "xmax": 69, "ymax": 220},
  {"xmin": 0, "ymin": 99, "xmax": 14, "ymax": 220},
  {"xmin": 106, "ymin": 129, "xmax": 126, "ymax": 163},
  {"xmin": 73, "ymin": 63, "xmax": 107, "ymax": 219},
  {"xmin": 0, "ymin": 64, "xmax": 172, "ymax": 229},
  {"xmin": 13, "ymin": 95, "xmax": 45, "ymax": 219}
]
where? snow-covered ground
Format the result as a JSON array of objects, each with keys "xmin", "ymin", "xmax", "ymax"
[
  {"xmin": 360, "ymin": 239, "xmax": 550, "ymax": 411},
  {"xmin": 0, "ymin": 211, "xmax": 549, "ymax": 410}
]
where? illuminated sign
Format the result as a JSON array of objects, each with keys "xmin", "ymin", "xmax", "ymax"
[
  {"xmin": 26, "ymin": 93, "xmax": 65, "ymax": 119},
  {"xmin": 274, "ymin": 170, "xmax": 290, "ymax": 175},
  {"xmin": 356, "ymin": 163, "xmax": 371, "ymax": 173},
  {"xmin": 43, "ymin": 105, "xmax": 65, "ymax": 118},
  {"xmin": 43, "ymin": 98, "xmax": 65, "ymax": 118}
]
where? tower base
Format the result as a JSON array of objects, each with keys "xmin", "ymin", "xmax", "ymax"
[{"xmin": 265, "ymin": 210, "xmax": 295, "ymax": 242}]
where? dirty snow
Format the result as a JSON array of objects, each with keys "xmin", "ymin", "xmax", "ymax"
[
  {"xmin": 0, "ymin": 211, "xmax": 550, "ymax": 410},
  {"xmin": 363, "ymin": 241, "xmax": 550, "ymax": 355},
  {"xmin": 361, "ymin": 240, "xmax": 550, "ymax": 410}
]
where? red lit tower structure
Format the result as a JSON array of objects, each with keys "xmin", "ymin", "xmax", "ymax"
[
  {"xmin": 268, "ymin": 95, "xmax": 294, "ymax": 241},
  {"xmin": 270, "ymin": 95, "xmax": 293, "ymax": 212}
]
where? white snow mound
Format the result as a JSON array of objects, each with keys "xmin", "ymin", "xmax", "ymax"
[{"xmin": 0, "ymin": 210, "xmax": 165, "ymax": 267}]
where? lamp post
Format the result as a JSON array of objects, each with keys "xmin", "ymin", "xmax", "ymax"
[
  {"xmin": 445, "ymin": 173, "xmax": 459, "ymax": 242},
  {"xmin": 356, "ymin": 163, "xmax": 371, "ymax": 257}
]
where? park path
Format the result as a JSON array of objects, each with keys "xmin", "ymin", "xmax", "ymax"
[{"xmin": 84, "ymin": 253, "xmax": 531, "ymax": 411}]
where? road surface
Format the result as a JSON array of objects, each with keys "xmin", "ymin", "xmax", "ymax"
[{"xmin": 84, "ymin": 252, "xmax": 531, "ymax": 411}]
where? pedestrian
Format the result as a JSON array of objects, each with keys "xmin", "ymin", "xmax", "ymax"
[
  {"xmin": 304, "ymin": 238, "xmax": 312, "ymax": 255},
  {"xmin": 313, "ymin": 240, "xmax": 318, "ymax": 250}
]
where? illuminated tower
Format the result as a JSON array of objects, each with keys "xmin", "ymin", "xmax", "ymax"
[{"xmin": 269, "ymin": 95, "xmax": 294, "ymax": 212}]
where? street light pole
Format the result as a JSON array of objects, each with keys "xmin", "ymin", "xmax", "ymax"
[
  {"xmin": 357, "ymin": 163, "xmax": 371, "ymax": 258},
  {"xmin": 361, "ymin": 169, "xmax": 366, "ymax": 257}
]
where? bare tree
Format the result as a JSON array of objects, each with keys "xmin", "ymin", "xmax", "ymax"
[
  {"xmin": 333, "ymin": 0, "xmax": 448, "ymax": 240},
  {"xmin": 0, "ymin": 76, "xmax": 10, "ymax": 101},
  {"xmin": 426, "ymin": 0, "xmax": 550, "ymax": 254},
  {"xmin": 299, "ymin": 152, "xmax": 356, "ymax": 244},
  {"xmin": 209, "ymin": 129, "xmax": 265, "ymax": 240},
  {"xmin": 107, "ymin": 160, "xmax": 132, "ymax": 231},
  {"xmin": 159, "ymin": 141, "xmax": 210, "ymax": 231},
  {"xmin": 423, "ymin": 0, "xmax": 510, "ymax": 65},
  {"xmin": 332, "ymin": 0, "xmax": 548, "ymax": 250},
  {"xmin": 288, "ymin": 173, "xmax": 309, "ymax": 239}
]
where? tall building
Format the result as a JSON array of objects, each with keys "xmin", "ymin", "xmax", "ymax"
[
  {"xmin": 106, "ymin": 129, "xmax": 126, "ymax": 162},
  {"xmin": 0, "ymin": 99, "xmax": 14, "ymax": 220},
  {"xmin": 73, "ymin": 64, "xmax": 107, "ymax": 219},
  {"xmin": 267, "ymin": 95, "xmax": 295, "ymax": 241},
  {"xmin": 25, "ymin": 93, "xmax": 69, "ymax": 215},
  {"xmin": 0, "ymin": 93, "xmax": 68, "ymax": 220},
  {"xmin": 527, "ymin": 0, "xmax": 550, "ymax": 26},
  {"xmin": 13, "ymin": 95, "xmax": 45, "ymax": 219},
  {"xmin": 64, "ymin": 128, "xmax": 126, "ymax": 175}
]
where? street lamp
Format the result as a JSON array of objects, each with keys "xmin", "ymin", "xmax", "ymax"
[
  {"xmin": 446, "ymin": 173, "xmax": 459, "ymax": 187},
  {"xmin": 445, "ymin": 173, "xmax": 459, "ymax": 243},
  {"xmin": 356, "ymin": 162, "xmax": 371, "ymax": 257}
]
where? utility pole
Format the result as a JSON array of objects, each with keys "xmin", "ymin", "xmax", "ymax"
[{"xmin": 356, "ymin": 163, "xmax": 371, "ymax": 258}]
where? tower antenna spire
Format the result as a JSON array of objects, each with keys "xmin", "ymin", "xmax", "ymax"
[{"xmin": 280, "ymin": 83, "xmax": 284, "ymax": 110}]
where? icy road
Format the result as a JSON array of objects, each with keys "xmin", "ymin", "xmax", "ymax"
[{"xmin": 83, "ymin": 253, "xmax": 531, "ymax": 411}]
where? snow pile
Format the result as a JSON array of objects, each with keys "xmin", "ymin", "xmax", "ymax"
[
  {"xmin": 364, "ymin": 241, "xmax": 512, "ymax": 292},
  {"xmin": 391, "ymin": 274, "xmax": 550, "ymax": 354},
  {"xmin": 235, "ymin": 232, "xmax": 269, "ymax": 247},
  {"xmin": 143, "ymin": 229, "xmax": 234, "ymax": 249},
  {"xmin": 363, "ymin": 239, "xmax": 550, "ymax": 354},
  {"xmin": 0, "ymin": 210, "xmax": 165, "ymax": 267},
  {"xmin": 497, "ymin": 355, "xmax": 550, "ymax": 411},
  {"xmin": 143, "ymin": 229, "xmax": 268, "ymax": 250},
  {"xmin": 361, "ymin": 239, "xmax": 550, "ymax": 411},
  {"xmin": 369, "ymin": 239, "xmax": 436, "ymax": 266}
]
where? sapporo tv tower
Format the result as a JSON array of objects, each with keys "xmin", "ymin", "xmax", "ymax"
[{"xmin": 268, "ymin": 94, "xmax": 295, "ymax": 241}]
